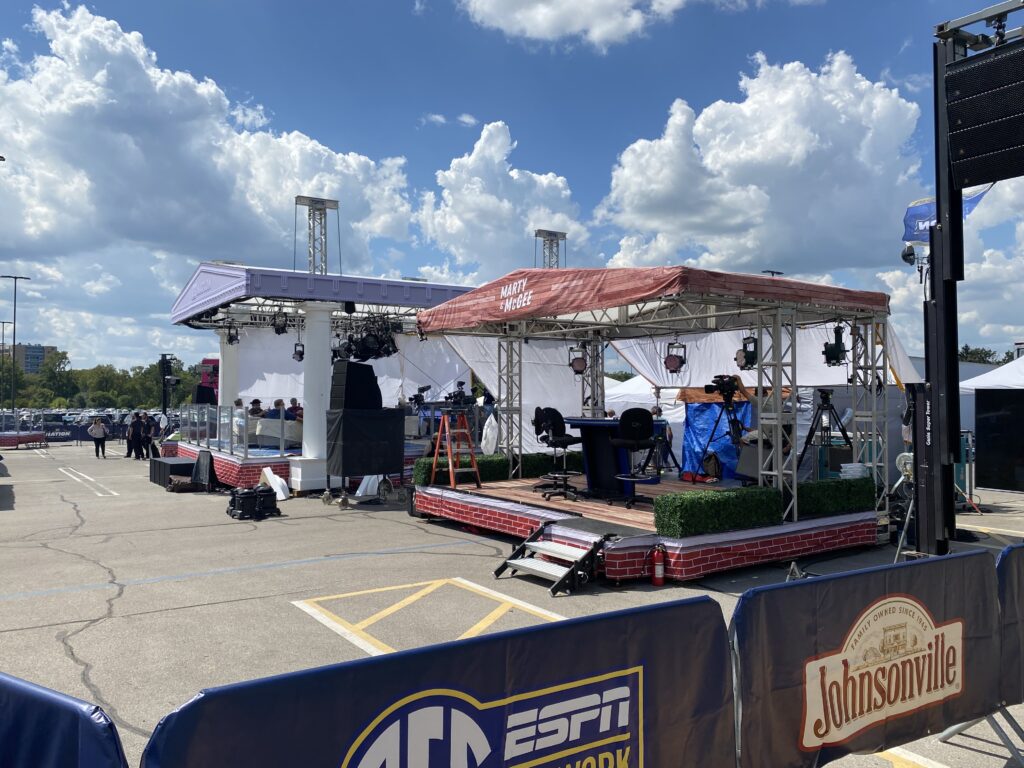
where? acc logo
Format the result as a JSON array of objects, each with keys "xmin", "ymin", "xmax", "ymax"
[{"xmin": 341, "ymin": 668, "xmax": 642, "ymax": 768}]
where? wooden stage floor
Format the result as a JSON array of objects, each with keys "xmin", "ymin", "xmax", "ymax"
[{"xmin": 471, "ymin": 476, "xmax": 743, "ymax": 533}]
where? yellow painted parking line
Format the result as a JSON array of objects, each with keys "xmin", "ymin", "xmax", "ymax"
[
  {"xmin": 879, "ymin": 747, "xmax": 951, "ymax": 768},
  {"xmin": 458, "ymin": 602, "xmax": 514, "ymax": 640},
  {"xmin": 294, "ymin": 577, "xmax": 566, "ymax": 655},
  {"xmin": 292, "ymin": 599, "xmax": 395, "ymax": 656},
  {"xmin": 354, "ymin": 580, "xmax": 448, "ymax": 630},
  {"xmin": 306, "ymin": 579, "xmax": 442, "ymax": 603},
  {"xmin": 450, "ymin": 577, "xmax": 566, "ymax": 622}
]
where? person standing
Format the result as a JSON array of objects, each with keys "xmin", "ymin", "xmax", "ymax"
[
  {"xmin": 87, "ymin": 417, "xmax": 109, "ymax": 458},
  {"xmin": 126, "ymin": 412, "xmax": 145, "ymax": 460},
  {"xmin": 145, "ymin": 413, "xmax": 161, "ymax": 459}
]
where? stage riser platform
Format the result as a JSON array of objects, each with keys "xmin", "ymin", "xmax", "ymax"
[{"xmin": 414, "ymin": 485, "xmax": 879, "ymax": 584}]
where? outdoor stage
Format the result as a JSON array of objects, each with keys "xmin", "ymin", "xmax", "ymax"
[{"xmin": 412, "ymin": 480, "xmax": 880, "ymax": 584}]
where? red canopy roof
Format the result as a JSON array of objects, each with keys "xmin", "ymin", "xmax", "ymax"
[{"xmin": 417, "ymin": 266, "xmax": 889, "ymax": 334}]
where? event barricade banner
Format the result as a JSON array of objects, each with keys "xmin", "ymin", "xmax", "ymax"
[
  {"xmin": 996, "ymin": 544, "xmax": 1024, "ymax": 707},
  {"xmin": 732, "ymin": 551, "xmax": 1001, "ymax": 768},
  {"xmin": 0, "ymin": 672, "xmax": 129, "ymax": 768},
  {"xmin": 142, "ymin": 596, "xmax": 735, "ymax": 768}
]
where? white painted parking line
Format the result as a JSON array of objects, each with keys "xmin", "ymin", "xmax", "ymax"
[
  {"xmin": 450, "ymin": 578, "xmax": 567, "ymax": 621},
  {"xmin": 959, "ymin": 522, "xmax": 1024, "ymax": 538},
  {"xmin": 57, "ymin": 466, "xmax": 120, "ymax": 497},
  {"xmin": 292, "ymin": 599, "xmax": 388, "ymax": 657},
  {"xmin": 33, "ymin": 449, "xmax": 49, "ymax": 457}
]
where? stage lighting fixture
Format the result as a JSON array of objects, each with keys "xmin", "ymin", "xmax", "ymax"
[
  {"xmin": 736, "ymin": 335, "xmax": 757, "ymax": 370},
  {"xmin": 664, "ymin": 341, "xmax": 687, "ymax": 374},
  {"xmin": 226, "ymin": 323, "xmax": 239, "ymax": 345},
  {"xmin": 357, "ymin": 333, "xmax": 381, "ymax": 361},
  {"xmin": 900, "ymin": 244, "xmax": 916, "ymax": 266},
  {"xmin": 822, "ymin": 325, "xmax": 846, "ymax": 367},
  {"xmin": 568, "ymin": 345, "xmax": 587, "ymax": 376},
  {"xmin": 292, "ymin": 342, "xmax": 305, "ymax": 362},
  {"xmin": 272, "ymin": 311, "xmax": 288, "ymax": 335}
]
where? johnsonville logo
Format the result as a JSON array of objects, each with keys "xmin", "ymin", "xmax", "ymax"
[
  {"xmin": 800, "ymin": 595, "xmax": 963, "ymax": 750},
  {"xmin": 341, "ymin": 668, "xmax": 642, "ymax": 768}
]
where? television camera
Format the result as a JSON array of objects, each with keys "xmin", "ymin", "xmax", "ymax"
[
  {"xmin": 704, "ymin": 374, "xmax": 739, "ymax": 403},
  {"xmin": 443, "ymin": 381, "xmax": 473, "ymax": 408},
  {"xmin": 408, "ymin": 384, "xmax": 431, "ymax": 407}
]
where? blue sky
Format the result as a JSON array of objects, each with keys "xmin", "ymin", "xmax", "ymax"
[{"xmin": 0, "ymin": 0, "xmax": 1020, "ymax": 369}]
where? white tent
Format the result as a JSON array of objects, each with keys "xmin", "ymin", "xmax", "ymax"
[{"xmin": 960, "ymin": 355, "xmax": 1024, "ymax": 392}]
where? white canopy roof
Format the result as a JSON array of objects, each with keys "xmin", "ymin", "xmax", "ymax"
[{"xmin": 960, "ymin": 355, "xmax": 1024, "ymax": 393}]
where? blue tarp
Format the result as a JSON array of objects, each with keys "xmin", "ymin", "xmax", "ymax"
[
  {"xmin": 682, "ymin": 401, "xmax": 751, "ymax": 477},
  {"xmin": 0, "ymin": 672, "xmax": 128, "ymax": 768}
]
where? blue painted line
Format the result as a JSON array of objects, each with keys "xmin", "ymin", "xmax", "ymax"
[{"xmin": 0, "ymin": 540, "xmax": 476, "ymax": 602}]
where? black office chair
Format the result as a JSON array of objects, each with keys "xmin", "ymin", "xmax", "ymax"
[
  {"xmin": 610, "ymin": 408, "xmax": 657, "ymax": 508},
  {"xmin": 532, "ymin": 407, "xmax": 582, "ymax": 501}
]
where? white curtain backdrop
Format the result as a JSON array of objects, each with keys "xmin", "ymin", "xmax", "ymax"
[
  {"xmin": 611, "ymin": 322, "xmax": 920, "ymax": 389},
  {"xmin": 444, "ymin": 336, "xmax": 584, "ymax": 453},
  {"xmin": 237, "ymin": 328, "xmax": 468, "ymax": 408}
]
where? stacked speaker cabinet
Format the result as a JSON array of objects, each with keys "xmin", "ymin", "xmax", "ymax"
[{"xmin": 326, "ymin": 361, "xmax": 403, "ymax": 480}]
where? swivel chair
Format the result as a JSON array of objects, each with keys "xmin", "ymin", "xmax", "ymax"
[
  {"xmin": 532, "ymin": 407, "xmax": 582, "ymax": 501},
  {"xmin": 610, "ymin": 408, "xmax": 657, "ymax": 508}
]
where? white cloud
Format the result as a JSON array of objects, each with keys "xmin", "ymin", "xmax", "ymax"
[
  {"xmin": 0, "ymin": 6, "xmax": 413, "ymax": 367},
  {"xmin": 415, "ymin": 121, "xmax": 588, "ymax": 281},
  {"xmin": 457, "ymin": 113, "xmax": 478, "ymax": 127},
  {"xmin": 422, "ymin": 113, "xmax": 447, "ymax": 125},
  {"xmin": 82, "ymin": 273, "xmax": 122, "ymax": 296},
  {"xmin": 600, "ymin": 52, "xmax": 924, "ymax": 276},
  {"xmin": 457, "ymin": 0, "xmax": 814, "ymax": 50},
  {"xmin": 230, "ymin": 101, "xmax": 270, "ymax": 130}
]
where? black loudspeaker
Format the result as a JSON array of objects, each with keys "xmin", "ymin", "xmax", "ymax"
[
  {"xmin": 192, "ymin": 384, "xmax": 217, "ymax": 405},
  {"xmin": 330, "ymin": 361, "xmax": 382, "ymax": 410},
  {"xmin": 976, "ymin": 389, "xmax": 1024, "ymax": 492},
  {"xmin": 947, "ymin": 38, "xmax": 1024, "ymax": 189},
  {"xmin": 326, "ymin": 409, "xmax": 404, "ymax": 478}
]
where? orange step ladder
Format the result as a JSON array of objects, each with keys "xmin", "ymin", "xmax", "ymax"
[{"xmin": 430, "ymin": 410, "xmax": 481, "ymax": 488}]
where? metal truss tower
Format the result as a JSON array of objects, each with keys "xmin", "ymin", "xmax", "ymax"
[
  {"xmin": 296, "ymin": 195, "xmax": 339, "ymax": 274},
  {"xmin": 534, "ymin": 229, "xmax": 567, "ymax": 269}
]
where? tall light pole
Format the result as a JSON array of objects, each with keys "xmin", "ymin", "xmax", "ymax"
[
  {"xmin": 0, "ymin": 320, "xmax": 10, "ymax": 430},
  {"xmin": 1, "ymin": 276, "xmax": 31, "ymax": 437}
]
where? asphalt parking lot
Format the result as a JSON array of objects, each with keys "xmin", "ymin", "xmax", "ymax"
[{"xmin": 1, "ymin": 441, "xmax": 1022, "ymax": 767}]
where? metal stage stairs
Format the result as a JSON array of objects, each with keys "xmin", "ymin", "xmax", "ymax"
[
  {"xmin": 430, "ymin": 409, "xmax": 481, "ymax": 489},
  {"xmin": 494, "ymin": 523, "xmax": 608, "ymax": 596}
]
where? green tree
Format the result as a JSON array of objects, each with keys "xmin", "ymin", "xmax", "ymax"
[
  {"xmin": 606, "ymin": 370, "xmax": 635, "ymax": 382},
  {"xmin": 38, "ymin": 351, "xmax": 77, "ymax": 399},
  {"xmin": 90, "ymin": 390, "xmax": 117, "ymax": 408},
  {"xmin": 0, "ymin": 356, "xmax": 25, "ymax": 408},
  {"xmin": 958, "ymin": 345, "xmax": 1001, "ymax": 364},
  {"xmin": 1001, "ymin": 350, "xmax": 1016, "ymax": 365}
]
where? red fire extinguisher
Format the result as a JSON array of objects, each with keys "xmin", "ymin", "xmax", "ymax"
[{"xmin": 651, "ymin": 546, "xmax": 665, "ymax": 587}]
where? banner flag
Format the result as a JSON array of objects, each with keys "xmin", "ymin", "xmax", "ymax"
[
  {"xmin": 902, "ymin": 185, "xmax": 991, "ymax": 243},
  {"xmin": 143, "ymin": 596, "xmax": 736, "ymax": 768},
  {"xmin": 0, "ymin": 672, "xmax": 129, "ymax": 768},
  {"xmin": 732, "ymin": 551, "xmax": 1001, "ymax": 768}
]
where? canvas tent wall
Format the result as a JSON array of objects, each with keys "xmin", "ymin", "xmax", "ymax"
[{"xmin": 235, "ymin": 328, "xmax": 469, "ymax": 407}]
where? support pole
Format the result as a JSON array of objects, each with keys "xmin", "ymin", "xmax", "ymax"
[
  {"xmin": 498, "ymin": 332, "xmax": 523, "ymax": 478},
  {"xmin": 301, "ymin": 305, "xmax": 332, "ymax": 461},
  {"xmin": 915, "ymin": 37, "xmax": 966, "ymax": 555}
]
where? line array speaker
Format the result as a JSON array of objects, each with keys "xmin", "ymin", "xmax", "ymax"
[{"xmin": 947, "ymin": 38, "xmax": 1024, "ymax": 189}]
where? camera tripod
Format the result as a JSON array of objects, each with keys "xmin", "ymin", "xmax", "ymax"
[
  {"xmin": 796, "ymin": 389, "xmax": 852, "ymax": 470},
  {"xmin": 693, "ymin": 397, "xmax": 745, "ymax": 483}
]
